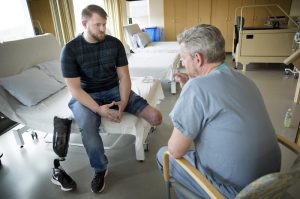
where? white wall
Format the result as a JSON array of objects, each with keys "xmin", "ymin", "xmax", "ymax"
[
  {"xmin": 148, "ymin": 0, "xmax": 164, "ymax": 28},
  {"xmin": 126, "ymin": 0, "xmax": 149, "ymax": 29},
  {"xmin": 148, "ymin": 0, "xmax": 164, "ymax": 39},
  {"xmin": 121, "ymin": 0, "xmax": 165, "ymax": 39}
]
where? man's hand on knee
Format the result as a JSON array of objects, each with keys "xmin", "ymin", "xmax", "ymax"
[
  {"xmin": 114, "ymin": 100, "xmax": 127, "ymax": 121},
  {"xmin": 97, "ymin": 102, "xmax": 121, "ymax": 123}
]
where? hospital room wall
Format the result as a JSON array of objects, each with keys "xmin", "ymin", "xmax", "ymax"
[
  {"xmin": 146, "ymin": 0, "xmax": 165, "ymax": 39},
  {"xmin": 144, "ymin": 0, "xmax": 298, "ymax": 44},
  {"xmin": 289, "ymin": 0, "xmax": 300, "ymax": 16},
  {"xmin": 148, "ymin": 0, "xmax": 164, "ymax": 29}
]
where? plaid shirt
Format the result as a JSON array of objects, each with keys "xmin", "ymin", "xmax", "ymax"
[{"xmin": 61, "ymin": 34, "xmax": 128, "ymax": 93}]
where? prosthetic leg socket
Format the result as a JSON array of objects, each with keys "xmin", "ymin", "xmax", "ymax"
[{"xmin": 53, "ymin": 116, "xmax": 72, "ymax": 159}]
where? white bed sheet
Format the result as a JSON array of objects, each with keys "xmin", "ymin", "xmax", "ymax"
[
  {"xmin": 133, "ymin": 41, "xmax": 180, "ymax": 53},
  {"xmin": 0, "ymin": 77, "xmax": 164, "ymax": 134},
  {"xmin": 128, "ymin": 52, "xmax": 180, "ymax": 81}
]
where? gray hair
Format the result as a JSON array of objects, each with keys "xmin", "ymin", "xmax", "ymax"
[
  {"xmin": 82, "ymin": 4, "xmax": 107, "ymax": 20},
  {"xmin": 177, "ymin": 24, "xmax": 225, "ymax": 63}
]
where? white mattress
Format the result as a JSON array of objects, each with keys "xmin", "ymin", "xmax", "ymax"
[
  {"xmin": 0, "ymin": 77, "xmax": 164, "ymax": 135},
  {"xmin": 133, "ymin": 41, "xmax": 180, "ymax": 53},
  {"xmin": 128, "ymin": 52, "xmax": 180, "ymax": 81}
]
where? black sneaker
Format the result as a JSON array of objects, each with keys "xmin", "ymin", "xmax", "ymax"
[
  {"xmin": 91, "ymin": 169, "xmax": 108, "ymax": 193},
  {"xmin": 51, "ymin": 167, "xmax": 77, "ymax": 191}
]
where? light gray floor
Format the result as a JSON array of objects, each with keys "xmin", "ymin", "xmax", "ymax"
[{"xmin": 0, "ymin": 57, "xmax": 300, "ymax": 199}]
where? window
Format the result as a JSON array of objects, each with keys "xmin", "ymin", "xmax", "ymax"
[{"xmin": 0, "ymin": 0, "xmax": 34, "ymax": 42}]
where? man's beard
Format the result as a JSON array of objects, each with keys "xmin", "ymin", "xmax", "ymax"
[{"xmin": 89, "ymin": 30, "xmax": 105, "ymax": 42}]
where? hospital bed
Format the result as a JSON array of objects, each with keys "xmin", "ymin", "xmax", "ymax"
[
  {"xmin": 123, "ymin": 24, "xmax": 181, "ymax": 94},
  {"xmin": 0, "ymin": 33, "xmax": 164, "ymax": 161},
  {"xmin": 232, "ymin": 4, "xmax": 300, "ymax": 71},
  {"xmin": 123, "ymin": 24, "xmax": 180, "ymax": 53}
]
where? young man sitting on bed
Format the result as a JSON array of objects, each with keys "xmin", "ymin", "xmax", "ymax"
[
  {"xmin": 54, "ymin": 4, "xmax": 162, "ymax": 193},
  {"xmin": 156, "ymin": 24, "xmax": 281, "ymax": 199}
]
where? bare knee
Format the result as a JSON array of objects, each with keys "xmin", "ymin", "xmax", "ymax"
[
  {"xmin": 139, "ymin": 106, "xmax": 162, "ymax": 126},
  {"xmin": 149, "ymin": 109, "xmax": 162, "ymax": 126}
]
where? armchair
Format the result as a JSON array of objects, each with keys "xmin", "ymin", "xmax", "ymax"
[{"xmin": 163, "ymin": 134, "xmax": 300, "ymax": 199}]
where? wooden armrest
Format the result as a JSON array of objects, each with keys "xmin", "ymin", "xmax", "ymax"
[
  {"xmin": 277, "ymin": 134, "xmax": 300, "ymax": 155},
  {"xmin": 163, "ymin": 151, "xmax": 225, "ymax": 199}
]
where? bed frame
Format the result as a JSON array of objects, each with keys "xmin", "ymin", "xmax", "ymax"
[
  {"xmin": 0, "ymin": 33, "xmax": 164, "ymax": 161},
  {"xmin": 233, "ymin": 4, "xmax": 300, "ymax": 71},
  {"xmin": 123, "ymin": 24, "xmax": 181, "ymax": 94}
]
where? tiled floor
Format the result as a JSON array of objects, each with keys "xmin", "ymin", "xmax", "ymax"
[{"xmin": 0, "ymin": 59, "xmax": 299, "ymax": 199}]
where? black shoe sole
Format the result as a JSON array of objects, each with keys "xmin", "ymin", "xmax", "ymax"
[
  {"xmin": 51, "ymin": 178, "xmax": 74, "ymax": 191},
  {"xmin": 91, "ymin": 183, "xmax": 105, "ymax": 193},
  {"xmin": 91, "ymin": 169, "xmax": 108, "ymax": 193}
]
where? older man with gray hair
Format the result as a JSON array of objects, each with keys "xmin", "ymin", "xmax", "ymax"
[{"xmin": 156, "ymin": 24, "xmax": 281, "ymax": 199}]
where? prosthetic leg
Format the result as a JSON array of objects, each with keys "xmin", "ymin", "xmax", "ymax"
[
  {"xmin": 51, "ymin": 116, "xmax": 77, "ymax": 191},
  {"xmin": 53, "ymin": 116, "xmax": 72, "ymax": 159}
]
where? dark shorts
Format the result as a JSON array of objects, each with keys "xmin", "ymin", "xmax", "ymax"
[{"xmin": 69, "ymin": 86, "xmax": 148, "ymax": 115}]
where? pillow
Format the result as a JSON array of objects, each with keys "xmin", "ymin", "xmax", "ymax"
[
  {"xmin": 133, "ymin": 32, "xmax": 152, "ymax": 48},
  {"xmin": 0, "ymin": 67, "xmax": 65, "ymax": 107},
  {"xmin": 131, "ymin": 34, "xmax": 139, "ymax": 49},
  {"xmin": 35, "ymin": 59, "xmax": 65, "ymax": 83},
  {"xmin": 123, "ymin": 24, "xmax": 143, "ymax": 49}
]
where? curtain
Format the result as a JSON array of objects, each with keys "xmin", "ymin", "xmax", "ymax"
[
  {"xmin": 49, "ymin": 0, "xmax": 75, "ymax": 46},
  {"xmin": 104, "ymin": 0, "xmax": 124, "ymax": 42}
]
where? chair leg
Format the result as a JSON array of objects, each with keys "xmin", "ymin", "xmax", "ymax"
[{"xmin": 166, "ymin": 181, "xmax": 171, "ymax": 199}]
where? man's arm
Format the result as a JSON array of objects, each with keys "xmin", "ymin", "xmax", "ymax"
[
  {"xmin": 115, "ymin": 65, "xmax": 131, "ymax": 119},
  {"xmin": 65, "ymin": 77, "xmax": 120, "ymax": 122},
  {"xmin": 168, "ymin": 127, "xmax": 193, "ymax": 158}
]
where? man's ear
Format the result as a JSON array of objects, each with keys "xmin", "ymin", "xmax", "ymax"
[
  {"xmin": 194, "ymin": 52, "xmax": 204, "ymax": 67},
  {"xmin": 82, "ymin": 20, "xmax": 87, "ymax": 28}
]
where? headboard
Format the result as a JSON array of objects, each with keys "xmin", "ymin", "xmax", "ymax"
[
  {"xmin": 123, "ymin": 24, "xmax": 142, "ymax": 36},
  {"xmin": 0, "ymin": 33, "xmax": 61, "ymax": 77},
  {"xmin": 123, "ymin": 24, "xmax": 142, "ymax": 49}
]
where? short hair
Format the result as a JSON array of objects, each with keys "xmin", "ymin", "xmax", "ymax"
[
  {"xmin": 177, "ymin": 24, "xmax": 225, "ymax": 63},
  {"xmin": 81, "ymin": 4, "xmax": 107, "ymax": 20}
]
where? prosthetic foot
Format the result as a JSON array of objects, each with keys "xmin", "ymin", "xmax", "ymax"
[
  {"xmin": 51, "ymin": 159, "xmax": 77, "ymax": 191},
  {"xmin": 51, "ymin": 117, "xmax": 76, "ymax": 191}
]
